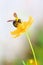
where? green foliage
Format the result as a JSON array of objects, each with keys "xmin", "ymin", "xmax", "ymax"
[{"xmin": 34, "ymin": 28, "xmax": 43, "ymax": 65}]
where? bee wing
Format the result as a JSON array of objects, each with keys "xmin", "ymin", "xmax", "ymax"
[{"xmin": 7, "ymin": 20, "xmax": 14, "ymax": 22}]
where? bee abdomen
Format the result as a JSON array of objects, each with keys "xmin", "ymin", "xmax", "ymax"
[{"xmin": 13, "ymin": 20, "xmax": 18, "ymax": 27}]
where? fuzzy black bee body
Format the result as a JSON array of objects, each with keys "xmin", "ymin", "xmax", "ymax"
[{"xmin": 13, "ymin": 19, "xmax": 21, "ymax": 27}]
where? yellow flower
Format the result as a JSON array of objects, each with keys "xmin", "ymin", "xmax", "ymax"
[
  {"xmin": 26, "ymin": 59, "xmax": 34, "ymax": 65},
  {"xmin": 27, "ymin": 59, "xmax": 38, "ymax": 65},
  {"xmin": 10, "ymin": 16, "xmax": 34, "ymax": 38}
]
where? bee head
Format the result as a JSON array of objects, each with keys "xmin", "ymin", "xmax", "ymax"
[{"xmin": 13, "ymin": 12, "xmax": 18, "ymax": 18}]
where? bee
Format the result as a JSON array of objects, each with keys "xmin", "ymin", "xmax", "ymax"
[{"xmin": 7, "ymin": 12, "xmax": 21, "ymax": 27}]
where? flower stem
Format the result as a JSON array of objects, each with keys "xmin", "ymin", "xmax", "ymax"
[
  {"xmin": 25, "ymin": 32, "xmax": 37, "ymax": 65},
  {"xmin": 22, "ymin": 60, "xmax": 26, "ymax": 65}
]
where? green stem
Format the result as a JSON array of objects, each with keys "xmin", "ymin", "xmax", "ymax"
[
  {"xmin": 25, "ymin": 32, "xmax": 37, "ymax": 65},
  {"xmin": 22, "ymin": 60, "xmax": 26, "ymax": 65}
]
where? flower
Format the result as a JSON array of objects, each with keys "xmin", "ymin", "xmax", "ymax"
[
  {"xmin": 27, "ymin": 59, "xmax": 36, "ymax": 65},
  {"xmin": 10, "ymin": 16, "xmax": 34, "ymax": 38}
]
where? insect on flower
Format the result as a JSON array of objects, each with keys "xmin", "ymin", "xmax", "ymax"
[{"xmin": 7, "ymin": 12, "xmax": 34, "ymax": 38}]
